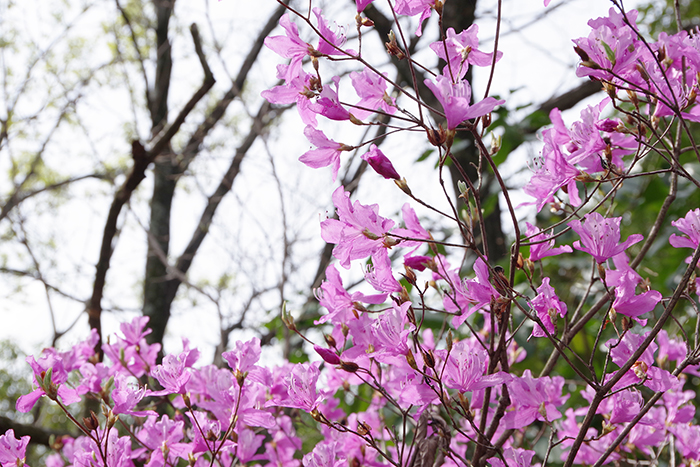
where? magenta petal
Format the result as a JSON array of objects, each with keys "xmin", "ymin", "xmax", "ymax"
[
  {"xmin": 58, "ymin": 386, "xmax": 81, "ymax": 405},
  {"xmin": 16, "ymin": 389, "xmax": 43, "ymax": 413}
]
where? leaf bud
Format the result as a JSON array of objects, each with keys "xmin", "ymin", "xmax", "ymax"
[
  {"xmin": 426, "ymin": 126, "xmax": 447, "ymax": 147},
  {"xmin": 632, "ymin": 361, "xmax": 648, "ymax": 380},
  {"xmin": 402, "ymin": 264, "xmax": 417, "ymax": 286},
  {"xmin": 597, "ymin": 263, "xmax": 606, "ymax": 281},
  {"xmin": 356, "ymin": 13, "xmax": 374, "ymax": 28},
  {"xmin": 394, "ymin": 177, "xmax": 412, "ymax": 196},
  {"xmin": 423, "ymin": 349, "xmax": 436, "ymax": 369},
  {"xmin": 406, "ymin": 349, "xmax": 418, "ymax": 370},
  {"xmin": 324, "ymin": 333, "xmax": 337, "ymax": 349},
  {"xmin": 489, "ymin": 132, "xmax": 501, "ymax": 155},
  {"xmin": 385, "ymin": 31, "xmax": 405, "ymax": 60},
  {"xmin": 349, "ymin": 114, "xmax": 364, "ymax": 125},
  {"xmin": 83, "ymin": 411, "xmax": 100, "ymax": 432},
  {"xmin": 357, "ymin": 421, "xmax": 371, "ymax": 436},
  {"xmin": 457, "ymin": 180, "xmax": 469, "ymax": 200}
]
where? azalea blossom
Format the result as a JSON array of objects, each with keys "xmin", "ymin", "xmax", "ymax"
[
  {"xmin": 424, "ymin": 75, "xmax": 504, "ymax": 130},
  {"xmin": 529, "ymin": 277, "xmax": 567, "ymax": 339},
  {"xmin": 0, "ymin": 430, "xmax": 29, "ymax": 467},
  {"xmin": 569, "ymin": 212, "xmax": 643, "ymax": 263},
  {"xmin": 299, "ymin": 126, "xmax": 352, "ymax": 181},
  {"xmin": 315, "ymin": 264, "xmax": 387, "ymax": 325},
  {"xmin": 320, "ymin": 186, "xmax": 395, "ymax": 268},
  {"xmin": 429, "ymin": 26, "xmax": 501, "ymax": 79},
  {"xmin": 669, "ymin": 208, "xmax": 700, "ymax": 265},
  {"xmin": 503, "ymin": 370, "xmax": 569, "ymax": 429},
  {"xmin": 525, "ymin": 222, "xmax": 573, "ymax": 262},
  {"xmin": 349, "ymin": 69, "xmax": 395, "ymax": 120}
]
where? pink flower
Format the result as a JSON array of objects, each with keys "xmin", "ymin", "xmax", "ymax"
[
  {"xmin": 261, "ymin": 66, "xmax": 318, "ymax": 127},
  {"xmin": 112, "ymin": 374, "xmax": 157, "ymax": 417},
  {"xmin": 430, "ymin": 26, "xmax": 501, "ymax": 79},
  {"xmin": 488, "ymin": 447, "xmax": 537, "ymax": 467},
  {"xmin": 371, "ymin": 302, "xmax": 415, "ymax": 360},
  {"xmin": 355, "ymin": 0, "xmax": 373, "ymax": 12},
  {"xmin": 147, "ymin": 352, "xmax": 191, "ymax": 396},
  {"xmin": 424, "ymin": 75, "xmax": 504, "ymax": 130},
  {"xmin": 264, "ymin": 15, "xmax": 310, "ymax": 81},
  {"xmin": 607, "ymin": 332, "xmax": 679, "ymax": 392},
  {"xmin": 365, "ymin": 248, "xmax": 402, "ymax": 293},
  {"xmin": 349, "ymin": 69, "xmax": 395, "ymax": 120},
  {"xmin": 314, "ymin": 264, "xmax": 387, "ymax": 325},
  {"xmin": 302, "ymin": 440, "xmax": 346, "ymax": 467},
  {"xmin": 608, "ymin": 389, "xmax": 643, "ymax": 424},
  {"xmin": 312, "ymin": 8, "xmax": 348, "ymax": 57},
  {"xmin": 320, "ymin": 186, "xmax": 395, "ymax": 267},
  {"xmin": 0, "ymin": 430, "xmax": 29, "ymax": 467},
  {"xmin": 569, "ymin": 212, "xmax": 643, "ymax": 263},
  {"xmin": 136, "ymin": 416, "xmax": 192, "ymax": 467},
  {"xmin": 313, "ymin": 76, "xmax": 352, "ymax": 122},
  {"xmin": 361, "ymin": 145, "xmax": 400, "ymax": 180},
  {"xmin": 503, "ymin": 370, "xmax": 568, "ymax": 429},
  {"xmin": 524, "ymin": 129, "xmax": 581, "ymax": 212},
  {"xmin": 236, "ymin": 429, "xmax": 266, "ymax": 464},
  {"xmin": 299, "ymin": 126, "xmax": 351, "ymax": 182},
  {"xmin": 669, "ymin": 208, "xmax": 700, "ymax": 264},
  {"xmin": 607, "ymin": 253, "xmax": 662, "ymax": 323},
  {"xmin": 573, "ymin": 8, "xmax": 645, "ymax": 85},
  {"xmin": 445, "ymin": 257, "xmax": 499, "ymax": 327},
  {"xmin": 284, "ymin": 362, "xmax": 325, "ymax": 411},
  {"xmin": 394, "ymin": 0, "xmax": 435, "ymax": 36},
  {"xmin": 102, "ymin": 316, "xmax": 161, "ymax": 378},
  {"xmin": 529, "ymin": 277, "xmax": 567, "ymax": 339},
  {"xmin": 442, "ymin": 339, "xmax": 510, "ymax": 393},
  {"xmin": 670, "ymin": 425, "xmax": 700, "ymax": 460},
  {"xmin": 16, "ymin": 354, "xmax": 81, "ymax": 412},
  {"xmin": 525, "ymin": 222, "xmax": 573, "ymax": 262},
  {"xmin": 222, "ymin": 337, "xmax": 263, "ymax": 384}
]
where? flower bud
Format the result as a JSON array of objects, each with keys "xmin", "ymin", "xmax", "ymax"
[
  {"xmin": 314, "ymin": 345, "xmax": 341, "ymax": 365},
  {"xmin": 362, "ymin": 145, "xmax": 401, "ymax": 180},
  {"xmin": 340, "ymin": 360, "xmax": 359, "ymax": 373}
]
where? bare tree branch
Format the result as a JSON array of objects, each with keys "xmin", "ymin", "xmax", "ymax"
[{"xmin": 88, "ymin": 23, "xmax": 216, "ymax": 357}]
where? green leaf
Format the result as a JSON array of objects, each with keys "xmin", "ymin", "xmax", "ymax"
[{"xmin": 601, "ymin": 40, "xmax": 616, "ymax": 65}]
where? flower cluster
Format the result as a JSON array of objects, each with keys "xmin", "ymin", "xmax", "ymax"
[{"xmin": 4, "ymin": 2, "xmax": 700, "ymax": 467}]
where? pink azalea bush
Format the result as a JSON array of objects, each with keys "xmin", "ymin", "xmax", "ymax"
[{"xmin": 4, "ymin": 2, "xmax": 700, "ymax": 467}]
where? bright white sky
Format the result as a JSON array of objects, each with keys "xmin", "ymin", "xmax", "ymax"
[{"xmin": 0, "ymin": 0, "xmax": 646, "ymax": 364}]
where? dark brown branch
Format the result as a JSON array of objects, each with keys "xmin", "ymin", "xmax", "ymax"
[
  {"xmin": 88, "ymin": 24, "xmax": 215, "ymax": 357},
  {"xmin": 0, "ymin": 416, "xmax": 71, "ymax": 447}
]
